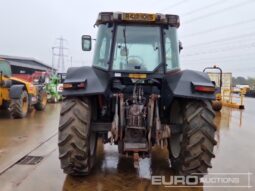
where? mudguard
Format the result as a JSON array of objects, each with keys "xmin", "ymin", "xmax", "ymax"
[
  {"xmin": 161, "ymin": 70, "xmax": 215, "ymax": 107},
  {"xmin": 9, "ymin": 85, "xmax": 24, "ymax": 99},
  {"xmin": 62, "ymin": 66, "xmax": 110, "ymax": 96}
]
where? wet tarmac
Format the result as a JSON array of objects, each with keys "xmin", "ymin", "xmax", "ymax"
[
  {"xmin": 0, "ymin": 99, "xmax": 255, "ymax": 191},
  {"xmin": 0, "ymin": 104, "xmax": 60, "ymax": 173}
]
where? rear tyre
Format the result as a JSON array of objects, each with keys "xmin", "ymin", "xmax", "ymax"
[
  {"xmin": 10, "ymin": 90, "xmax": 29, "ymax": 119},
  {"xmin": 169, "ymin": 100, "xmax": 217, "ymax": 176},
  {"xmin": 212, "ymin": 100, "xmax": 222, "ymax": 111},
  {"xmin": 34, "ymin": 90, "xmax": 47, "ymax": 111},
  {"xmin": 58, "ymin": 97, "xmax": 97, "ymax": 176}
]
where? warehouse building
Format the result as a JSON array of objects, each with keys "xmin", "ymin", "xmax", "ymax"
[{"xmin": 0, "ymin": 55, "xmax": 56, "ymax": 75}]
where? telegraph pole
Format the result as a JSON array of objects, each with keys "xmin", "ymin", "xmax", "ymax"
[{"xmin": 51, "ymin": 47, "xmax": 57, "ymax": 74}]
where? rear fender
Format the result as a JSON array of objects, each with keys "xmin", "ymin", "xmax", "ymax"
[
  {"xmin": 9, "ymin": 85, "xmax": 25, "ymax": 99},
  {"xmin": 161, "ymin": 70, "xmax": 215, "ymax": 108},
  {"xmin": 62, "ymin": 66, "xmax": 110, "ymax": 96}
]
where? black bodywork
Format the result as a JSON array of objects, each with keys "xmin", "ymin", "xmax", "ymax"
[
  {"xmin": 62, "ymin": 67, "xmax": 215, "ymax": 108},
  {"xmin": 62, "ymin": 67, "xmax": 110, "ymax": 96},
  {"xmin": 161, "ymin": 69, "xmax": 215, "ymax": 107}
]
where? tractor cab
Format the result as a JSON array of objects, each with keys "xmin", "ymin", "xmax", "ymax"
[
  {"xmin": 31, "ymin": 71, "xmax": 50, "ymax": 85},
  {"xmin": 82, "ymin": 12, "xmax": 181, "ymax": 76},
  {"xmin": 57, "ymin": 72, "xmax": 66, "ymax": 83},
  {"xmin": 0, "ymin": 59, "xmax": 12, "ymax": 77},
  {"xmin": 0, "ymin": 59, "xmax": 12, "ymax": 108}
]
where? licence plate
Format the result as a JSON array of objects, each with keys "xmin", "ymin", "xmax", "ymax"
[{"xmin": 123, "ymin": 13, "xmax": 156, "ymax": 22}]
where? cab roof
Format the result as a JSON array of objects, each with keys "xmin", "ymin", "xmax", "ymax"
[{"xmin": 95, "ymin": 12, "xmax": 180, "ymax": 28}]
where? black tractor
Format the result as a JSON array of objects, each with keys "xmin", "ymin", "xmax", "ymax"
[{"xmin": 58, "ymin": 12, "xmax": 217, "ymax": 177}]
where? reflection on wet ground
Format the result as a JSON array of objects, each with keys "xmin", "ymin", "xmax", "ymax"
[
  {"xmin": 61, "ymin": 141, "xmax": 204, "ymax": 191},
  {"xmin": 0, "ymin": 98, "xmax": 255, "ymax": 191}
]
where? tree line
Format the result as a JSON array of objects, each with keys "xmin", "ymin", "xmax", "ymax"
[{"xmin": 232, "ymin": 77, "xmax": 255, "ymax": 90}]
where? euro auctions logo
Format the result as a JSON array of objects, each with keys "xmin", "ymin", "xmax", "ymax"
[
  {"xmin": 151, "ymin": 173, "xmax": 253, "ymax": 188},
  {"xmin": 152, "ymin": 175, "xmax": 200, "ymax": 186}
]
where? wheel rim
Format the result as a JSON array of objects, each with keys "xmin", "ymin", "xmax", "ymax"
[{"xmin": 22, "ymin": 96, "xmax": 28, "ymax": 114}]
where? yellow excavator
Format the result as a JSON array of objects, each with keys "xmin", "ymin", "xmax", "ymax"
[{"xmin": 0, "ymin": 58, "xmax": 47, "ymax": 118}]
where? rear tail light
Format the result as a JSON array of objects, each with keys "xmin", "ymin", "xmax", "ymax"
[
  {"xmin": 194, "ymin": 86, "xmax": 215, "ymax": 93},
  {"xmin": 77, "ymin": 82, "xmax": 86, "ymax": 88},
  {"xmin": 63, "ymin": 82, "xmax": 87, "ymax": 90}
]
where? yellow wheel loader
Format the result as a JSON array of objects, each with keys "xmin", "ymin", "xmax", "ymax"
[{"xmin": 0, "ymin": 59, "xmax": 47, "ymax": 118}]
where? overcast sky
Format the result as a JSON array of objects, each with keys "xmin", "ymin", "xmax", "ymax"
[{"xmin": 0, "ymin": 0, "xmax": 255, "ymax": 77}]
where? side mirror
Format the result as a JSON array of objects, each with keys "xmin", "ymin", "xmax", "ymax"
[
  {"xmin": 82, "ymin": 35, "xmax": 92, "ymax": 51},
  {"xmin": 179, "ymin": 41, "xmax": 183, "ymax": 53}
]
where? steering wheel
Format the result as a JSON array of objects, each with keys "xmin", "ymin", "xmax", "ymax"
[
  {"xmin": 126, "ymin": 56, "xmax": 147, "ymax": 70},
  {"xmin": 127, "ymin": 56, "xmax": 144, "ymax": 66}
]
